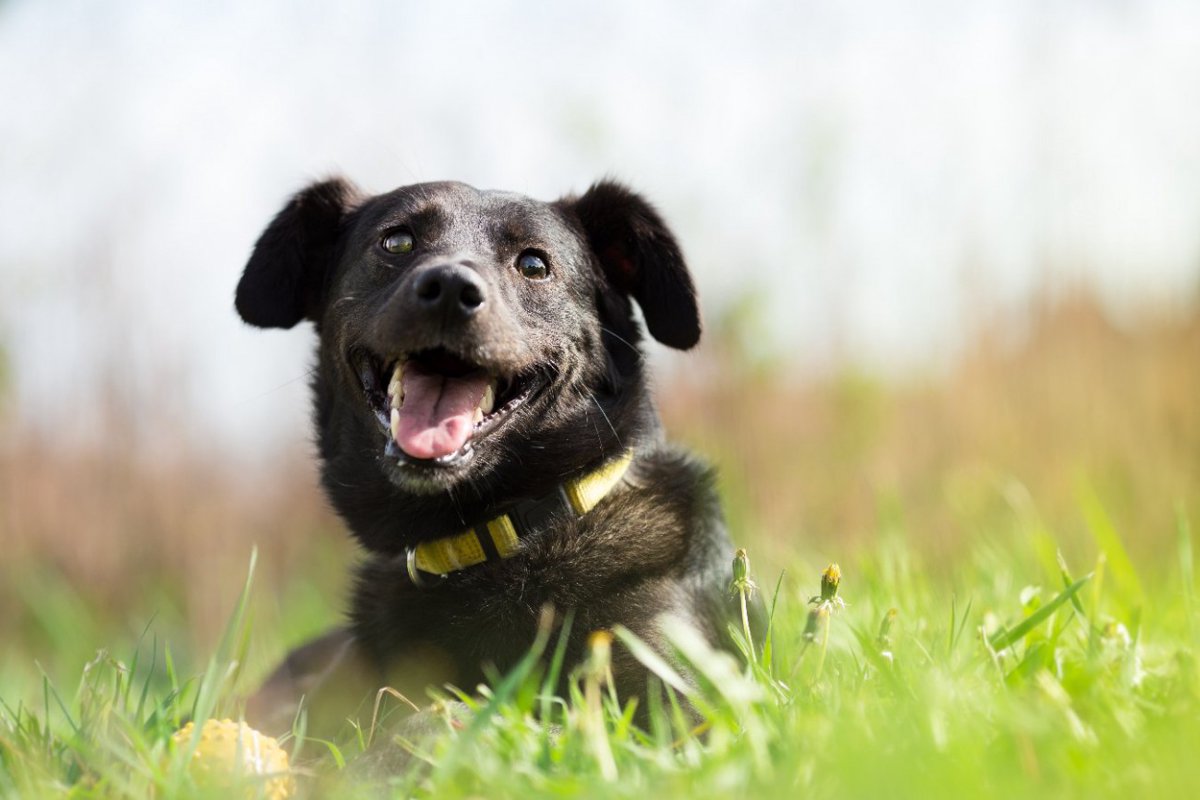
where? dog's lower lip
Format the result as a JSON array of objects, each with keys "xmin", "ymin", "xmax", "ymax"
[
  {"xmin": 354, "ymin": 350, "xmax": 546, "ymax": 468},
  {"xmin": 385, "ymin": 439, "xmax": 475, "ymax": 467},
  {"xmin": 381, "ymin": 377, "xmax": 541, "ymax": 466}
]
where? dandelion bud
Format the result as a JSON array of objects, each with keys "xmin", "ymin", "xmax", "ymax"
[
  {"xmin": 1101, "ymin": 621, "xmax": 1132, "ymax": 650},
  {"xmin": 732, "ymin": 548, "xmax": 750, "ymax": 584},
  {"xmin": 877, "ymin": 608, "xmax": 897, "ymax": 649},
  {"xmin": 820, "ymin": 563, "xmax": 841, "ymax": 603},
  {"xmin": 586, "ymin": 629, "xmax": 613, "ymax": 678},
  {"xmin": 730, "ymin": 548, "xmax": 758, "ymax": 596},
  {"xmin": 803, "ymin": 606, "xmax": 829, "ymax": 643},
  {"xmin": 582, "ymin": 629, "xmax": 617, "ymax": 780}
]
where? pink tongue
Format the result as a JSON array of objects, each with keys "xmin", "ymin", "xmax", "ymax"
[{"xmin": 394, "ymin": 365, "xmax": 490, "ymax": 460}]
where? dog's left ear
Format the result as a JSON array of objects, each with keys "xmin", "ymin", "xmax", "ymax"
[
  {"xmin": 567, "ymin": 180, "xmax": 701, "ymax": 350},
  {"xmin": 236, "ymin": 177, "xmax": 360, "ymax": 329}
]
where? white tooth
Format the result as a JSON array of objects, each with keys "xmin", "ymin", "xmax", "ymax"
[
  {"xmin": 390, "ymin": 407, "xmax": 401, "ymax": 439},
  {"xmin": 480, "ymin": 384, "xmax": 495, "ymax": 415},
  {"xmin": 388, "ymin": 362, "xmax": 404, "ymax": 407},
  {"xmin": 473, "ymin": 407, "xmax": 484, "ymax": 425}
]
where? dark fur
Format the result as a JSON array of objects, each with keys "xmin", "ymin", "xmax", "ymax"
[{"xmin": 237, "ymin": 178, "xmax": 741, "ymax": 734}]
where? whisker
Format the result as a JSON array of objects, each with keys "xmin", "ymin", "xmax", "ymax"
[
  {"xmin": 571, "ymin": 384, "xmax": 605, "ymax": 452},
  {"xmin": 447, "ymin": 483, "xmax": 467, "ymax": 526},
  {"xmin": 600, "ymin": 327, "xmax": 643, "ymax": 361},
  {"xmin": 234, "ymin": 366, "xmax": 319, "ymax": 407},
  {"xmin": 585, "ymin": 386, "xmax": 620, "ymax": 447}
]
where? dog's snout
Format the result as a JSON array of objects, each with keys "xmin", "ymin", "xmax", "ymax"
[{"xmin": 412, "ymin": 264, "xmax": 486, "ymax": 317}]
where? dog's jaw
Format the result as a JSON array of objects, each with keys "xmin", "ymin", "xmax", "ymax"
[{"xmin": 350, "ymin": 345, "xmax": 554, "ymax": 494}]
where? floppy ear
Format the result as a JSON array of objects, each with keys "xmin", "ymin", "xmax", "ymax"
[
  {"xmin": 569, "ymin": 180, "xmax": 701, "ymax": 350},
  {"xmin": 235, "ymin": 177, "xmax": 359, "ymax": 328}
]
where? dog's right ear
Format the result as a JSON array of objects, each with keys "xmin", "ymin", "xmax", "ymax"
[
  {"xmin": 566, "ymin": 180, "xmax": 701, "ymax": 350},
  {"xmin": 236, "ymin": 178, "xmax": 359, "ymax": 328}
]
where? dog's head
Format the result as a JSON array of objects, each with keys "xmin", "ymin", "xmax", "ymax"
[{"xmin": 236, "ymin": 179, "xmax": 699, "ymax": 550}]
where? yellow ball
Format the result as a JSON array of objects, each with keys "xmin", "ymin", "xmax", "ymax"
[{"xmin": 171, "ymin": 719, "xmax": 294, "ymax": 800}]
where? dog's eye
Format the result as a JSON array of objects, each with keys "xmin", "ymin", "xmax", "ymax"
[
  {"xmin": 516, "ymin": 251, "xmax": 549, "ymax": 280},
  {"xmin": 381, "ymin": 230, "xmax": 415, "ymax": 255}
]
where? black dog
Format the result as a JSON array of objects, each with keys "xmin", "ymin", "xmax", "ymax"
[{"xmin": 236, "ymin": 178, "xmax": 742, "ymax": 734}]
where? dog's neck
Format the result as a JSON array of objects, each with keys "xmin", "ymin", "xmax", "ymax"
[
  {"xmin": 399, "ymin": 449, "xmax": 635, "ymax": 585},
  {"xmin": 317, "ymin": 353, "xmax": 661, "ymax": 556}
]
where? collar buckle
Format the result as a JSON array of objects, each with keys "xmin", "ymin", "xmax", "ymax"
[{"xmin": 406, "ymin": 546, "xmax": 446, "ymax": 588}]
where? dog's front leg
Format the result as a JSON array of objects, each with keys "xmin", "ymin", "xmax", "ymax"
[{"xmin": 246, "ymin": 627, "xmax": 382, "ymax": 738}]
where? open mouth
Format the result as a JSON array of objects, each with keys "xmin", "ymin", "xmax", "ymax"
[{"xmin": 356, "ymin": 347, "xmax": 543, "ymax": 467}]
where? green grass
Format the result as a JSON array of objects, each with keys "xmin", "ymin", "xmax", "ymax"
[
  {"xmin": 2, "ymin": 502, "xmax": 1198, "ymax": 799},
  {"xmin": 2, "ymin": 291, "xmax": 1196, "ymax": 797}
]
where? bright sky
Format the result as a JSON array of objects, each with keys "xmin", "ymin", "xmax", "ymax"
[{"xmin": 1, "ymin": 0, "xmax": 1198, "ymax": 452}]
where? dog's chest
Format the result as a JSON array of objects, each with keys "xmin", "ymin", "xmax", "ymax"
[{"xmin": 353, "ymin": 463, "xmax": 719, "ymax": 678}]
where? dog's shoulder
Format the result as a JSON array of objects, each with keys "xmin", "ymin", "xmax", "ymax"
[{"xmin": 523, "ymin": 444, "xmax": 727, "ymax": 581}]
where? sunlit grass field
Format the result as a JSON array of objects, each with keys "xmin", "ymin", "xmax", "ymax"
[{"xmin": 1, "ymin": 293, "xmax": 1198, "ymax": 797}]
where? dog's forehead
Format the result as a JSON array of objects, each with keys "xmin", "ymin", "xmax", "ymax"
[{"xmin": 358, "ymin": 181, "xmax": 569, "ymax": 240}]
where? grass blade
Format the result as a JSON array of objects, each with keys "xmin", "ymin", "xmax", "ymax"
[
  {"xmin": 1178, "ymin": 504, "xmax": 1195, "ymax": 642},
  {"xmin": 611, "ymin": 626, "xmax": 692, "ymax": 698},
  {"xmin": 1078, "ymin": 482, "xmax": 1144, "ymax": 611},
  {"xmin": 988, "ymin": 573, "xmax": 1092, "ymax": 652}
]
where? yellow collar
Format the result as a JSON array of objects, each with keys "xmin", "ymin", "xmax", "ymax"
[{"xmin": 406, "ymin": 450, "xmax": 635, "ymax": 586}]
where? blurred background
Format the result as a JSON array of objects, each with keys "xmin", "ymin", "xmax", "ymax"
[{"xmin": 1, "ymin": 0, "xmax": 1197, "ymax": 694}]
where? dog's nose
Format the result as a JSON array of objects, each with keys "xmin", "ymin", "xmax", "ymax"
[{"xmin": 412, "ymin": 264, "xmax": 486, "ymax": 317}]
